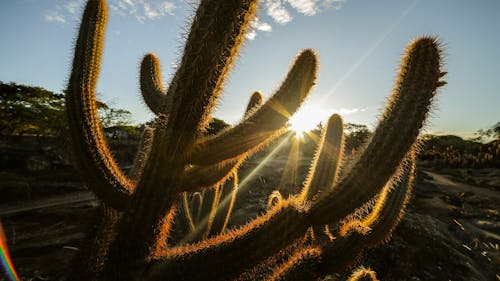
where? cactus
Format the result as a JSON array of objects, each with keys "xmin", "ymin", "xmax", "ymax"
[{"xmin": 66, "ymin": 0, "xmax": 445, "ymax": 280}]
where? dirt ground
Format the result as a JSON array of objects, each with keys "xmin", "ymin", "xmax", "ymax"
[{"xmin": 1, "ymin": 160, "xmax": 499, "ymax": 281}]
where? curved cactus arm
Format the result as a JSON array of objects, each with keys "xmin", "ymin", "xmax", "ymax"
[
  {"xmin": 300, "ymin": 113, "xmax": 344, "ymax": 202},
  {"xmin": 65, "ymin": 0, "xmax": 132, "ymax": 210},
  {"xmin": 267, "ymin": 190, "xmax": 283, "ymax": 210},
  {"xmin": 244, "ymin": 90, "xmax": 264, "ymax": 118},
  {"xmin": 127, "ymin": 127, "xmax": 154, "ymax": 180},
  {"xmin": 339, "ymin": 153, "xmax": 416, "ymax": 242},
  {"xmin": 147, "ymin": 201, "xmax": 309, "ymax": 281},
  {"xmin": 264, "ymin": 247, "xmax": 322, "ymax": 281},
  {"xmin": 147, "ymin": 37, "xmax": 443, "ymax": 281},
  {"xmin": 187, "ymin": 50, "xmax": 318, "ymax": 166},
  {"xmin": 148, "ymin": 158, "xmax": 413, "ymax": 281},
  {"xmin": 346, "ymin": 267, "xmax": 380, "ymax": 281},
  {"xmin": 140, "ymin": 54, "xmax": 167, "ymax": 115},
  {"xmin": 307, "ymin": 36, "xmax": 444, "ymax": 226},
  {"xmin": 179, "ymin": 90, "xmax": 264, "ymax": 191},
  {"xmin": 209, "ymin": 172, "xmax": 239, "ymax": 236},
  {"xmin": 180, "ymin": 158, "xmax": 242, "ymax": 191},
  {"xmin": 162, "ymin": 0, "xmax": 259, "ymax": 151},
  {"xmin": 319, "ymin": 155, "xmax": 415, "ymax": 274}
]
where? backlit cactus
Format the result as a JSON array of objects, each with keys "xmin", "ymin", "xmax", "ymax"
[{"xmin": 65, "ymin": 0, "xmax": 446, "ymax": 280}]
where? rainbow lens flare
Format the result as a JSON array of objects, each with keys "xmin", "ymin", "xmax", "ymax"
[{"xmin": 0, "ymin": 219, "xmax": 19, "ymax": 281}]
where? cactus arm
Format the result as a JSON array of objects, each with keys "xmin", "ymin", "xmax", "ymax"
[
  {"xmin": 180, "ymin": 90, "xmax": 264, "ymax": 191},
  {"xmin": 319, "ymin": 155, "xmax": 415, "ymax": 274},
  {"xmin": 264, "ymin": 247, "xmax": 322, "ymax": 281},
  {"xmin": 209, "ymin": 173, "xmax": 239, "ymax": 236},
  {"xmin": 346, "ymin": 267, "xmax": 380, "ymax": 281},
  {"xmin": 301, "ymin": 113, "xmax": 344, "ymax": 202},
  {"xmin": 180, "ymin": 158, "xmax": 242, "ymax": 191},
  {"xmin": 147, "ymin": 38, "xmax": 442, "ymax": 280},
  {"xmin": 140, "ymin": 54, "xmax": 167, "ymax": 115},
  {"xmin": 307, "ymin": 37, "xmax": 444, "ymax": 226},
  {"xmin": 65, "ymin": 0, "xmax": 132, "ymax": 210},
  {"xmin": 127, "ymin": 127, "xmax": 154, "ymax": 180},
  {"xmin": 267, "ymin": 190, "xmax": 284, "ymax": 210},
  {"xmin": 163, "ymin": 0, "xmax": 259, "ymax": 151},
  {"xmin": 187, "ymin": 50, "xmax": 318, "ymax": 166},
  {"xmin": 244, "ymin": 91, "xmax": 264, "ymax": 118},
  {"xmin": 147, "ymin": 201, "xmax": 309, "ymax": 281}
]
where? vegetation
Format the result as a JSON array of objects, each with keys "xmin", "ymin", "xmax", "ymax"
[
  {"xmin": 419, "ymin": 134, "xmax": 500, "ymax": 168},
  {"xmin": 64, "ymin": 1, "xmax": 445, "ymax": 280},
  {"xmin": 0, "ymin": 81, "xmax": 139, "ymax": 139},
  {"xmin": 0, "ymin": 82, "xmax": 65, "ymax": 136}
]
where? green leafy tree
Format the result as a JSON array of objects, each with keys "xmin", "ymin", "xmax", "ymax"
[
  {"xmin": 345, "ymin": 123, "xmax": 372, "ymax": 152},
  {"xmin": 0, "ymin": 82, "xmax": 66, "ymax": 136},
  {"xmin": 0, "ymin": 81, "xmax": 138, "ymax": 138}
]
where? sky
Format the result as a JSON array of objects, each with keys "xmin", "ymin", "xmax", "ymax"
[{"xmin": 0, "ymin": 0, "xmax": 499, "ymax": 138}]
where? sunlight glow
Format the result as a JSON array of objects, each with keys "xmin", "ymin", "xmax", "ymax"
[{"xmin": 289, "ymin": 103, "xmax": 332, "ymax": 136}]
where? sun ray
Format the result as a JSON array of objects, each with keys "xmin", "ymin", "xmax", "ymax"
[{"xmin": 181, "ymin": 134, "xmax": 293, "ymax": 243}]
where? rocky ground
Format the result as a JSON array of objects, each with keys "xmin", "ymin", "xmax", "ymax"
[{"xmin": 0, "ymin": 138, "xmax": 499, "ymax": 280}]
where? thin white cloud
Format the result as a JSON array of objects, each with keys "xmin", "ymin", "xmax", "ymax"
[
  {"xmin": 45, "ymin": 0, "xmax": 176, "ymax": 25},
  {"xmin": 265, "ymin": 0, "xmax": 293, "ymax": 25},
  {"xmin": 335, "ymin": 107, "xmax": 367, "ymax": 115},
  {"xmin": 65, "ymin": 0, "xmax": 85, "ymax": 14},
  {"xmin": 251, "ymin": 19, "xmax": 272, "ymax": 32},
  {"xmin": 246, "ymin": 17, "xmax": 272, "ymax": 40},
  {"xmin": 44, "ymin": 10, "xmax": 66, "ymax": 24},
  {"xmin": 287, "ymin": 0, "xmax": 318, "ymax": 16},
  {"xmin": 321, "ymin": 0, "xmax": 346, "ymax": 10},
  {"xmin": 264, "ymin": 0, "xmax": 346, "ymax": 25},
  {"xmin": 143, "ymin": 1, "xmax": 176, "ymax": 20},
  {"xmin": 245, "ymin": 29, "xmax": 257, "ymax": 40}
]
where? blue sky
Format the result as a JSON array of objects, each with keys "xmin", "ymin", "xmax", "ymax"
[{"xmin": 1, "ymin": 0, "xmax": 499, "ymax": 138}]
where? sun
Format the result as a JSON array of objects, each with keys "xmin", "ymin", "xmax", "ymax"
[{"xmin": 288, "ymin": 103, "xmax": 331, "ymax": 136}]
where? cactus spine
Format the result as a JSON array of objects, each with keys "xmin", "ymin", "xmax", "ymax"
[{"xmin": 66, "ymin": 0, "xmax": 445, "ymax": 280}]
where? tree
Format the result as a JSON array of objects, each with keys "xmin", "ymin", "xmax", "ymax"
[
  {"xmin": 0, "ymin": 81, "xmax": 138, "ymax": 138},
  {"xmin": 475, "ymin": 122, "xmax": 500, "ymax": 141},
  {"xmin": 344, "ymin": 123, "xmax": 372, "ymax": 152},
  {"xmin": 0, "ymin": 82, "xmax": 66, "ymax": 136}
]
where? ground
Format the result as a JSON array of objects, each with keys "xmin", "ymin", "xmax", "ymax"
[{"xmin": 0, "ymin": 140, "xmax": 499, "ymax": 280}]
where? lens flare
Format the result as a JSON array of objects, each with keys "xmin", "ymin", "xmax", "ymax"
[{"xmin": 0, "ymin": 220, "xmax": 19, "ymax": 281}]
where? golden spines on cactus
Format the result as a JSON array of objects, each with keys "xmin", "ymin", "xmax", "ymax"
[
  {"xmin": 263, "ymin": 247, "xmax": 322, "ymax": 281},
  {"xmin": 346, "ymin": 267, "xmax": 380, "ymax": 281},
  {"xmin": 319, "ymin": 154, "xmax": 416, "ymax": 274},
  {"xmin": 188, "ymin": 49, "xmax": 318, "ymax": 166},
  {"xmin": 66, "ymin": 0, "xmax": 132, "ymax": 210},
  {"xmin": 66, "ymin": 0, "xmax": 446, "ymax": 278},
  {"xmin": 307, "ymin": 37, "xmax": 444, "ymax": 227},
  {"xmin": 300, "ymin": 113, "xmax": 344, "ymax": 202},
  {"xmin": 164, "ymin": 1, "xmax": 259, "ymax": 150},
  {"xmin": 140, "ymin": 54, "xmax": 166, "ymax": 115},
  {"xmin": 245, "ymin": 91, "xmax": 264, "ymax": 118}
]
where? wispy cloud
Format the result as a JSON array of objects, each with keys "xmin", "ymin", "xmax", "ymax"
[
  {"xmin": 264, "ymin": 0, "xmax": 346, "ymax": 24},
  {"xmin": 287, "ymin": 0, "xmax": 318, "ymax": 16},
  {"xmin": 45, "ymin": 0, "xmax": 176, "ymax": 25},
  {"xmin": 44, "ymin": 10, "xmax": 66, "ymax": 24},
  {"xmin": 335, "ymin": 107, "xmax": 367, "ymax": 115},
  {"xmin": 246, "ymin": 17, "xmax": 273, "ymax": 40},
  {"xmin": 265, "ymin": 1, "xmax": 293, "ymax": 24},
  {"xmin": 256, "ymin": 0, "xmax": 346, "ymax": 38}
]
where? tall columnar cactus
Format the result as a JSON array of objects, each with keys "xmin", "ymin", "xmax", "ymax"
[{"xmin": 66, "ymin": 0, "xmax": 446, "ymax": 280}]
